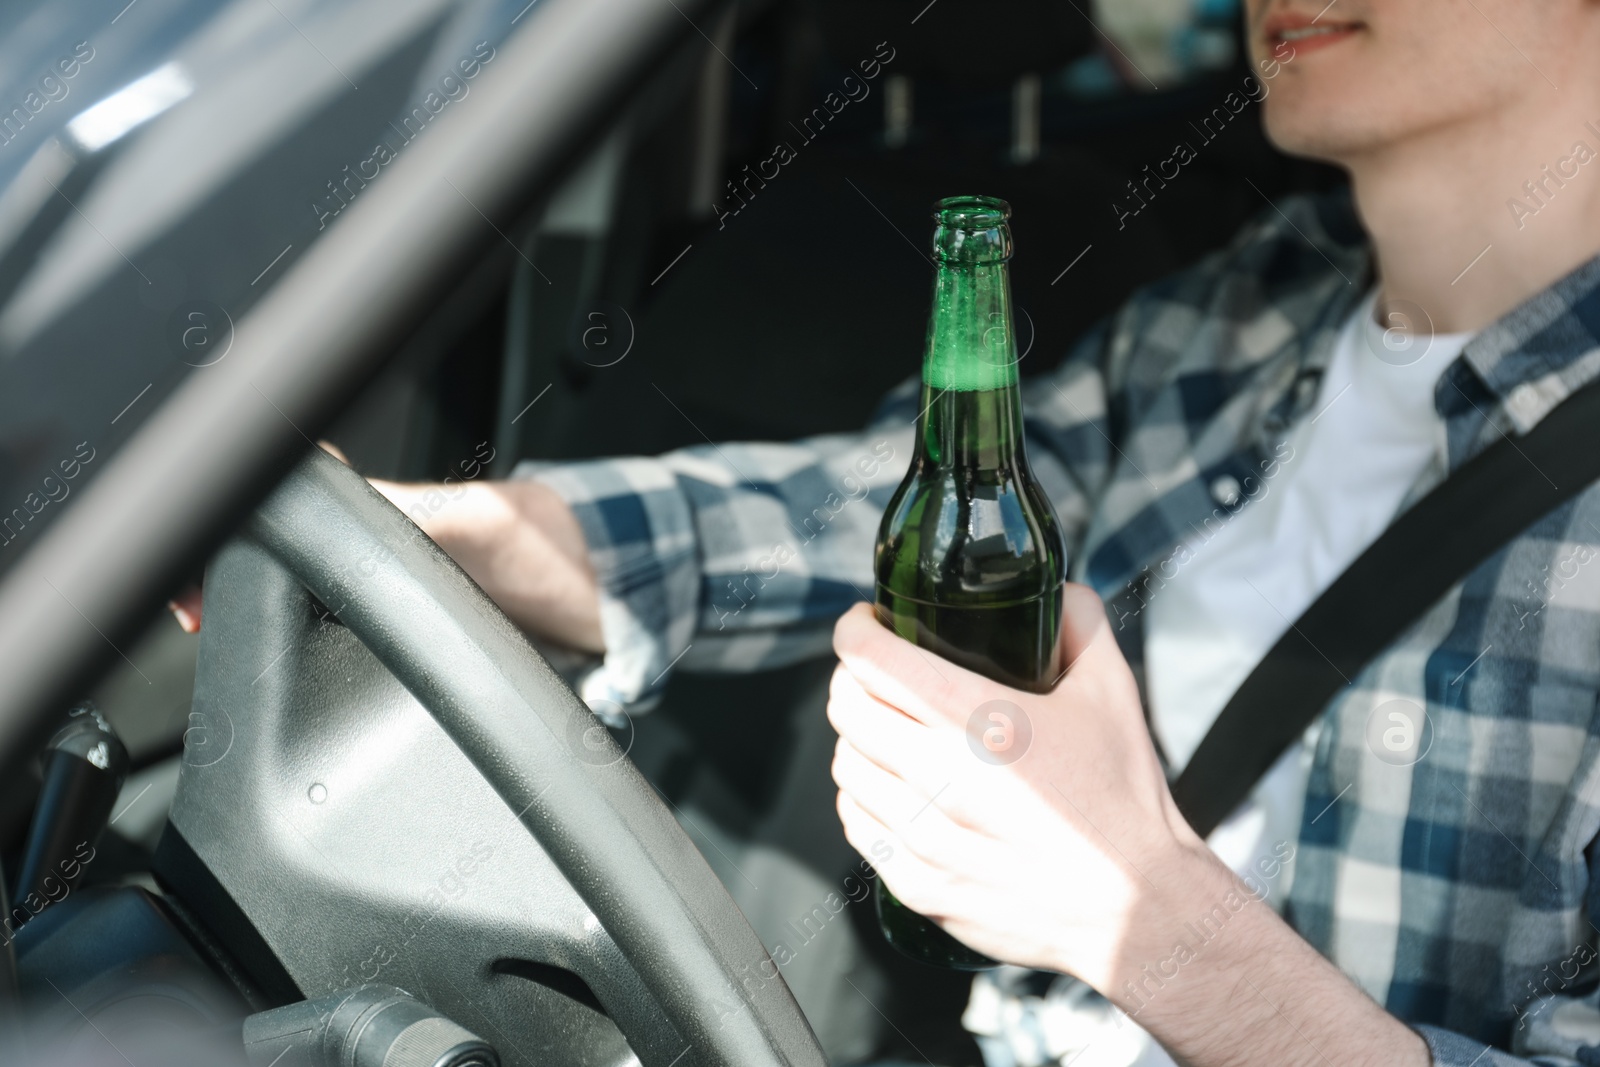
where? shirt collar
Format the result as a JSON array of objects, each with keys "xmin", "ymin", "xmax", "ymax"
[{"xmin": 1458, "ymin": 253, "xmax": 1600, "ymax": 433}]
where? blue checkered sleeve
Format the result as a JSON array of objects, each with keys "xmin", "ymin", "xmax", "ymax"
[
  {"xmin": 520, "ymin": 427, "xmax": 909, "ymax": 710},
  {"xmin": 517, "ymin": 321, "xmax": 1119, "ymax": 711},
  {"xmin": 1418, "ymin": 948, "xmax": 1600, "ymax": 1065}
]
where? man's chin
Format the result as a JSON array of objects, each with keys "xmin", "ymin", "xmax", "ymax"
[{"xmin": 1261, "ymin": 108, "xmax": 1376, "ymax": 167}]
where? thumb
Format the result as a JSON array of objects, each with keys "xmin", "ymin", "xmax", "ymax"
[{"xmin": 1056, "ymin": 583, "xmax": 1122, "ymax": 682}]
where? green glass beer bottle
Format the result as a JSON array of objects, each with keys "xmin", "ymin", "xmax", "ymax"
[{"xmin": 873, "ymin": 196, "xmax": 1066, "ymax": 970}]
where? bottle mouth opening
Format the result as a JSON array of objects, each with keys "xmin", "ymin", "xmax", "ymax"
[{"xmin": 933, "ymin": 195, "xmax": 1010, "ymax": 230}]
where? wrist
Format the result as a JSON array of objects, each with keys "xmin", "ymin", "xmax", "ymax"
[
  {"xmin": 1094, "ymin": 837, "xmax": 1240, "ymax": 1006},
  {"xmin": 1101, "ymin": 842, "xmax": 1428, "ymax": 1067}
]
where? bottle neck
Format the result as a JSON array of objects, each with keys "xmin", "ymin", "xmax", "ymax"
[
  {"xmin": 916, "ymin": 259, "xmax": 1024, "ymax": 470},
  {"xmin": 917, "ymin": 383, "xmax": 1025, "ymax": 469}
]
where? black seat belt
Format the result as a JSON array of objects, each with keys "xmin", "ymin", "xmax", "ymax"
[{"xmin": 1171, "ymin": 375, "xmax": 1600, "ymax": 839}]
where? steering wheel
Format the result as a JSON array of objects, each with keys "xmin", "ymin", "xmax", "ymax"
[{"xmin": 156, "ymin": 448, "xmax": 828, "ymax": 1067}]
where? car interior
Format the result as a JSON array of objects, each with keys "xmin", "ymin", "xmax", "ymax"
[{"xmin": 0, "ymin": 0, "xmax": 1344, "ymax": 1063}]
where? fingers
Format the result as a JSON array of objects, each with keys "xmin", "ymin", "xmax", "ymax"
[
  {"xmin": 828, "ymin": 667, "xmax": 961, "ymax": 809},
  {"xmin": 836, "ymin": 790, "xmax": 990, "ymax": 925},
  {"xmin": 832, "ymin": 602, "xmax": 983, "ymax": 728},
  {"xmin": 1056, "ymin": 582, "xmax": 1122, "ymax": 681},
  {"xmin": 836, "ymin": 789, "xmax": 897, "ymax": 872},
  {"xmin": 832, "ymin": 587, "xmax": 1122, "ymax": 728},
  {"xmin": 833, "ymin": 584, "xmax": 1128, "ymax": 700},
  {"xmin": 832, "ymin": 737, "xmax": 930, "ymax": 829},
  {"xmin": 826, "ymin": 665, "xmax": 942, "ymax": 777},
  {"xmin": 318, "ymin": 440, "xmax": 350, "ymax": 465},
  {"xmin": 835, "ymin": 792, "xmax": 947, "ymax": 914},
  {"xmin": 829, "ymin": 662, "xmax": 1026, "ymax": 845},
  {"xmin": 168, "ymin": 585, "xmax": 204, "ymax": 633}
]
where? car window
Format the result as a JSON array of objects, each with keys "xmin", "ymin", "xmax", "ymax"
[{"xmin": 0, "ymin": 0, "xmax": 531, "ymax": 581}]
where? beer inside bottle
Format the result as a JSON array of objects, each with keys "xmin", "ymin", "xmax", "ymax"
[{"xmin": 873, "ymin": 196, "xmax": 1066, "ymax": 970}]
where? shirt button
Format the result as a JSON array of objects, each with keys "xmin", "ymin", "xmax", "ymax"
[
  {"xmin": 1506, "ymin": 382, "xmax": 1544, "ymax": 425},
  {"xmin": 1293, "ymin": 374, "xmax": 1321, "ymax": 407},
  {"xmin": 1210, "ymin": 474, "xmax": 1242, "ymax": 507}
]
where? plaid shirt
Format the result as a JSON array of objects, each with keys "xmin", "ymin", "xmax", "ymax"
[{"xmin": 524, "ymin": 188, "xmax": 1600, "ymax": 1065}]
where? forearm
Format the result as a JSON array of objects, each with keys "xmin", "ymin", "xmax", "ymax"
[
  {"xmin": 371, "ymin": 478, "xmax": 604, "ymax": 653},
  {"xmin": 1108, "ymin": 844, "xmax": 1430, "ymax": 1067}
]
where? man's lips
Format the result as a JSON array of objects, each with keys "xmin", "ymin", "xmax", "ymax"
[{"xmin": 1263, "ymin": 14, "xmax": 1364, "ymax": 56}]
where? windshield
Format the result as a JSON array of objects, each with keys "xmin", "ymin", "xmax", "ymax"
[{"xmin": 0, "ymin": 0, "xmax": 531, "ymax": 578}]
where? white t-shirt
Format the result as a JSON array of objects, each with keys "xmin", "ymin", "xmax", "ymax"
[
  {"xmin": 1144, "ymin": 289, "xmax": 1471, "ymax": 891},
  {"xmin": 966, "ymin": 290, "xmax": 1475, "ymax": 1067}
]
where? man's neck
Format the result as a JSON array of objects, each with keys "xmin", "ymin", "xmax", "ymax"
[{"xmin": 1346, "ymin": 92, "xmax": 1600, "ymax": 335}]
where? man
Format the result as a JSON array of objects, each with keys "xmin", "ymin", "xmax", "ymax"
[
  {"xmin": 818, "ymin": 3, "xmax": 1600, "ymax": 1062},
  {"xmin": 195, "ymin": 0, "xmax": 1599, "ymax": 1063}
]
